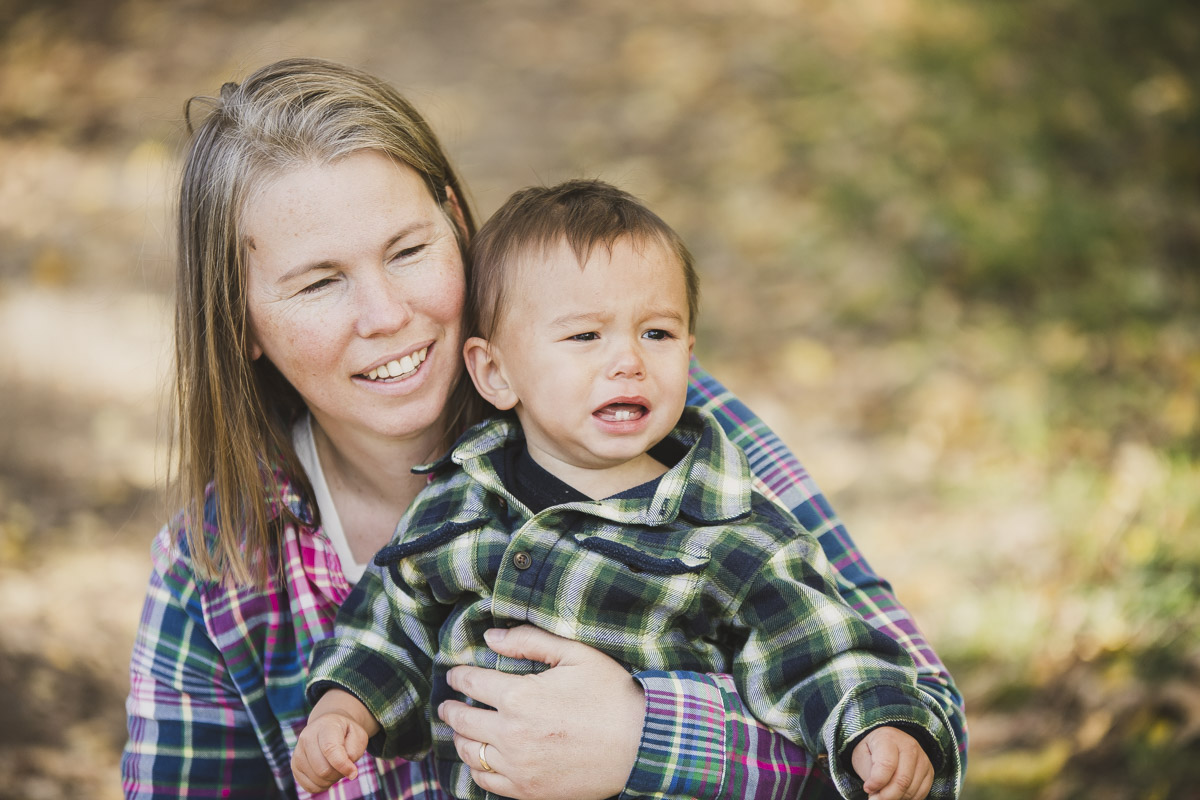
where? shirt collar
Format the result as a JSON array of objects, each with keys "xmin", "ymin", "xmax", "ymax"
[{"xmin": 419, "ymin": 407, "xmax": 753, "ymax": 525}]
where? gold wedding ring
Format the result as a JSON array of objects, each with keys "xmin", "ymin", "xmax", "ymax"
[{"xmin": 479, "ymin": 741, "xmax": 496, "ymax": 773}]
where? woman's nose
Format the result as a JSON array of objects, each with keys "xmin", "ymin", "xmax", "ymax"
[{"xmin": 354, "ymin": 270, "xmax": 413, "ymax": 337}]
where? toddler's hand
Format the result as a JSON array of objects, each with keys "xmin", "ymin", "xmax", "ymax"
[
  {"xmin": 291, "ymin": 709, "xmax": 369, "ymax": 793},
  {"xmin": 850, "ymin": 726, "xmax": 934, "ymax": 800}
]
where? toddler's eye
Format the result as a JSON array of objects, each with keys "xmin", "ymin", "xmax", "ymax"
[{"xmin": 643, "ymin": 329, "xmax": 673, "ymax": 340}]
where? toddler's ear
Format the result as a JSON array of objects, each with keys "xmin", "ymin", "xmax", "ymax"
[{"xmin": 463, "ymin": 337, "xmax": 518, "ymax": 410}]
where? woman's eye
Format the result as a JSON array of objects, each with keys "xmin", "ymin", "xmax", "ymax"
[
  {"xmin": 300, "ymin": 277, "xmax": 336, "ymax": 294},
  {"xmin": 391, "ymin": 244, "xmax": 427, "ymax": 262},
  {"xmin": 570, "ymin": 332, "xmax": 600, "ymax": 341}
]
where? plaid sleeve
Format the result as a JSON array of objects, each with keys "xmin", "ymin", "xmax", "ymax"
[
  {"xmin": 624, "ymin": 671, "xmax": 838, "ymax": 800},
  {"xmin": 732, "ymin": 530, "xmax": 961, "ymax": 799},
  {"xmin": 122, "ymin": 527, "xmax": 281, "ymax": 799},
  {"xmin": 624, "ymin": 363, "xmax": 966, "ymax": 798},
  {"xmin": 685, "ymin": 361, "xmax": 968, "ymax": 758},
  {"xmin": 306, "ymin": 510, "xmax": 451, "ymax": 762}
]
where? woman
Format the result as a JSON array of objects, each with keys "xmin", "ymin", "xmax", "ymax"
[{"xmin": 123, "ymin": 58, "xmax": 965, "ymax": 799}]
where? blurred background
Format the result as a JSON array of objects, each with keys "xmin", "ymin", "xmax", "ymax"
[{"xmin": 0, "ymin": 0, "xmax": 1197, "ymax": 797}]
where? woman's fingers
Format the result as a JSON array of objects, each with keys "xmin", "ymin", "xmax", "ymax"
[
  {"xmin": 479, "ymin": 625, "xmax": 582, "ymax": 667},
  {"xmin": 450, "ymin": 724, "xmax": 527, "ymax": 798},
  {"xmin": 441, "ymin": 626, "xmax": 645, "ymax": 800},
  {"xmin": 444, "ymin": 626, "xmax": 618, "ymax": 715},
  {"xmin": 443, "ymin": 662, "xmax": 520, "ymax": 717},
  {"xmin": 453, "ymin": 733, "xmax": 502, "ymax": 774},
  {"xmin": 462, "ymin": 749, "xmax": 520, "ymax": 799},
  {"xmin": 438, "ymin": 696, "xmax": 500, "ymax": 748}
]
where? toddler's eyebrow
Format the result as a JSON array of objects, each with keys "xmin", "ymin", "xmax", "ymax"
[
  {"xmin": 549, "ymin": 308, "xmax": 685, "ymax": 330},
  {"xmin": 550, "ymin": 311, "xmax": 609, "ymax": 330}
]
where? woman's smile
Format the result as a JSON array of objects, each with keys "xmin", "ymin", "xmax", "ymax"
[
  {"xmin": 243, "ymin": 150, "xmax": 466, "ymax": 445},
  {"xmin": 361, "ymin": 345, "xmax": 430, "ymax": 382}
]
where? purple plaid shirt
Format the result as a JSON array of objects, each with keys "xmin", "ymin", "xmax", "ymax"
[{"xmin": 122, "ymin": 363, "xmax": 965, "ymax": 799}]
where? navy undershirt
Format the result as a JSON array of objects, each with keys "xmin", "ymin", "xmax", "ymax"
[{"xmin": 499, "ymin": 437, "xmax": 687, "ymax": 514}]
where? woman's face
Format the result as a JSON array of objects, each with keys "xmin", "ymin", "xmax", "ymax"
[{"xmin": 243, "ymin": 149, "xmax": 465, "ymax": 450}]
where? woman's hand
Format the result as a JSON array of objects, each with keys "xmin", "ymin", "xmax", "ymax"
[{"xmin": 438, "ymin": 625, "xmax": 646, "ymax": 800}]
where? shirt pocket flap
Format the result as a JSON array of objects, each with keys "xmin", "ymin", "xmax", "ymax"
[
  {"xmin": 570, "ymin": 531, "xmax": 710, "ymax": 575},
  {"xmin": 375, "ymin": 518, "xmax": 489, "ymax": 565}
]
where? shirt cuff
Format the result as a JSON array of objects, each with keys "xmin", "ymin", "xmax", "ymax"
[
  {"xmin": 621, "ymin": 670, "xmax": 728, "ymax": 800},
  {"xmin": 824, "ymin": 683, "xmax": 963, "ymax": 800}
]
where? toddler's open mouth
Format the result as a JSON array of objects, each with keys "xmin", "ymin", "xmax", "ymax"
[{"xmin": 594, "ymin": 402, "xmax": 647, "ymax": 422}]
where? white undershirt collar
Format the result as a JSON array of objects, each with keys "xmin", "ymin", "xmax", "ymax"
[{"xmin": 292, "ymin": 414, "xmax": 368, "ymax": 583}]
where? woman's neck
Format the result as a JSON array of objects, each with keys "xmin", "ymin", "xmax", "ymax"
[{"xmin": 311, "ymin": 418, "xmax": 445, "ymax": 559}]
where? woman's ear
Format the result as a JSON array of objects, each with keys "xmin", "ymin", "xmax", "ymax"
[
  {"xmin": 463, "ymin": 336, "xmax": 518, "ymax": 410},
  {"xmin": 445, "ymin": 185, "xmax": 468, "ymax": 242}
]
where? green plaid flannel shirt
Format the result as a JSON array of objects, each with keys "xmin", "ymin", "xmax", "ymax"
[{"xmin": 308, "ymin": 407, "xmax": 958, "ymax": 799}]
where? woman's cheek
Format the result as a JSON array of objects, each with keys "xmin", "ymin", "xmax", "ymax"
[{"xmin": 434, "ymin": 262, "xmax": 468, "ymax": 325}]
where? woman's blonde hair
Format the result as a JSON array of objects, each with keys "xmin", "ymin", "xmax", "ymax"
[{"xmin": 174, "ymin": 58, "xmax": 478, "ymax": 586}]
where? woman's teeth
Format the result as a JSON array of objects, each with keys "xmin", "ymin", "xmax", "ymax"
[{"xmin": 366, "ymin": 347, "xmax": 428, "ymax": 381}]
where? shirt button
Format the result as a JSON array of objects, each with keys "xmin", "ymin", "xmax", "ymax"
[
  {"xmin": 497, "ymin": 497, "xmax": 507, "ymax": 510},
  {"xmin": 512, "ymin": 551, "xmax": 532, "ymax": 570}
]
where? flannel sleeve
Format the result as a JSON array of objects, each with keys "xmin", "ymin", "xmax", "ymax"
[
  {"xmin": 730, "ymin": 530, "xmax": 960, "ymax": 799},
  {"xmin": 305, "ymin": 522, "xmax": 448, "ymax": 761},
  {"xmin": 623, "ymin": 671, "xmax": 838, "ymax": 800},
  {"xmin": 122, "ymin": 527, "xmax": 282, "ymax": 799},
  {"xmin": 686, "ymin": 361, "xmax": 967, "ymax": 752},
  {"xmin": 620, "ymin": 363, "xmax": 966, "ymax": 800}
]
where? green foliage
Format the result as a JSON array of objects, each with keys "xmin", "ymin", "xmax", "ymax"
[{"xmin": 893, "ymin": 0, "xmax": 1198, "ymax": 329}]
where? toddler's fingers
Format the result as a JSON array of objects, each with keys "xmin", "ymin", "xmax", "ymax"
[
  {"xmin": 344, "ymin": 721, "xmax": 370, "ymax": 767},
  {"xmin": 890, "ymin": 746, "xmax": 938, "ymax": 800},
  {"xmin": 862, "ymin": 738, "xmax": 899, "ymax": 794},
  {"xmin": 291, "ymin": 747, "xmax": 318, "ymax": 793},
  {"xmin": 317, "ymin": 722, "xmax": 361, "ymax": 780},
  {"xmin": 880, "ymin": 745, "xmax": 919, "ymax": 800},
  {"xmin": 292, "ymin": 736, "xmax": 340, "ymax": 793},
  {"xmin": 910, "ymin": 766, "xmax": 934, "ymax": 800}
]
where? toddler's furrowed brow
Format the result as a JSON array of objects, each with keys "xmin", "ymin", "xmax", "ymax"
[
  {"xmin": 548, "ymin": 308, "xmax": 687, "ymax": 332},
  {"xmin": 549, "ymin": 311, "xmax": 610, "ymax": 331}
]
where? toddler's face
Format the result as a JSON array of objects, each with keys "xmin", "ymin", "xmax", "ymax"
[{"xmin": 487, "ymin": 235, "xmax": 694, "ymax": 475}]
